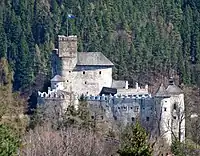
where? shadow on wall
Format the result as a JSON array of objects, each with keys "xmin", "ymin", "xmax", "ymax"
[{"xmin": 27, "ymin": 80, "xmax": 51, "ymax": 115}]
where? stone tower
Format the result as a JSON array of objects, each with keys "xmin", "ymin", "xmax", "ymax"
[
  {"xmin": 57, "ymin": 35, "xmax": 78, "ymax": 91},
  {"xmin": 58, "ymin": 35, "xmax": 77, "ymax": 75},
  {"xmin": 166, "ymin": 78, "xmax": 185, "ymax": 143},
  {"xmin": 155, "ymin": 83, "xmax": 172, "ymax": 145},
  {"xmin": 155, "ymin": 78, "xmax": 185, "ymax": 145}
]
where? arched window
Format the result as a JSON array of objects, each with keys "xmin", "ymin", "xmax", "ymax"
[
  {"xmin": 99, "ymin": 71, "xmax": 102, "ymax": 75},
  {"xmin": 83, "ymin": 71, "xmax": 85, "ymax": 74}
]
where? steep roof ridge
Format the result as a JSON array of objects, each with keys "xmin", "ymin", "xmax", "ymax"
[
  {"xmin": 77, "ymin": 52, "xmax": 114, "ymax": 66},
  {"xmin": 51, "ymin": 75, "xmax": 65, "ymax": 82},
  {"xmin": 155, "ymin": 83, "xmax": 169, "ymax": 97},
  {"xmin": 166, "ymin": 83, "xmax": 183, "ymax": 95}
]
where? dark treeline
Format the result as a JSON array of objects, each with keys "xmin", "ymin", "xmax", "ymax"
[{"xmin": 0, "ymin": 0, "xmax": 200, "ymax": 91}]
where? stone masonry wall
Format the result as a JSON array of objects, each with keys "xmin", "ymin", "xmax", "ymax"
[{"xmin": 62, "ymin": 66, "xmax": 113, "ymax": 95}]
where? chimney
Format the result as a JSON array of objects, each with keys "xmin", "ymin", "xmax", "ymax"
[
  {"xmin": 125, "ymin": 81, "xmax": 129, "ymax": 89},
  {"xmin": 48, "ymin": 87, "xmax": 51, "ymax": 94},
  {"xmin": 136, "ymin": 82, "xmax": 139, "ymax": 90},
  {"xmin": 145, "ymin": 84, "xmax": 148, "ymax": 91}
]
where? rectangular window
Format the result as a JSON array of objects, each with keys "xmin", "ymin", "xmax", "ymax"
[
  {"xmin": 134, "ymin": 106, "xmax": 139, "ymax": 112},
  {"xmin": 174, "ymin": 103, "xmax": 177, "ymax": 110},
  {"xmin": 164, "ymin": 107, "xmax": 167, "ymax": 111},
  {"xmin": 131, "ymin": 117, "xmax": 135, "ymax": 122},
  {"xmin": 146, "ymin": 117, "xmax": 149, "ymax": 121}
]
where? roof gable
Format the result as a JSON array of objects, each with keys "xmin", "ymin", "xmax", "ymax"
[
  {"xmin": 166, "ymin": 84, "xmax": 183, "ymax": 95},
  {"xmin": 51, "ymin": 75, "xmax": 65, "ymax": 82},
  {"xmin": 155, "ymin": 83, "xmax": 169, "ymax": 97},
  {"xmin": 77, "ymin": 52, "xmax": 114, "ymax": 66}
]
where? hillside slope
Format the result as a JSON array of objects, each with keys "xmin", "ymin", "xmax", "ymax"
[{"xmin": 0, "ymin": 0, "xmax": 200, "ymax": 91}]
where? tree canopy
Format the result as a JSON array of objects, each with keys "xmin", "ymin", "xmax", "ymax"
[
  {"xmin": 118, "ymin": 122, "xmax": 152, "ymax": 156},
  {"xmin": 0, "ymin": 0, "xmax": 200, "ymax": 91}
]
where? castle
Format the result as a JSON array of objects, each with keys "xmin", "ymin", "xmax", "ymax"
[{"xmin": 38, "ymin": 35, "xmax": 185, "ymax": 146}]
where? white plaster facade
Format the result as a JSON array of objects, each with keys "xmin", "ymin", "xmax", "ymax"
[
  {"xmin": 155, "ymin": 82, "xmax": 185, "ymax": 145},
  {"xmin": 54, "ymin": 35, "xmax": 113, "ymax": 95}
]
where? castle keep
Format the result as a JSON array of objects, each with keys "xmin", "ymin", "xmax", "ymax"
[
  {"xmin": 38, "ymin": 35, "xmax": 185, "ymax": 146},
  {"xmin": 51, "ymin": 35, "xmax": 148, "ymax": 96}
]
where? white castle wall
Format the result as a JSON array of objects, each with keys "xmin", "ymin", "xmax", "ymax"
[
  {"xmin": 37, "ymin": 86, "xmax": 185, "ymax": 146},
  {"xmin": 160, "ymin": 97, "xmax": 172, "ymax": 145},
  {"xmin": 169, "ymin": 93, "xmax": 185, "ymax": 142},
  {"xmin": 63, "ymin": 66, "xmax": 113, "ymax": 95},
  {"xmin": 51, "ymin": 81, "xmax": 64, "ymax": 90},
  {"xmin": 84, "ymin": 94, "xmax": 154, "ymax": 127}
]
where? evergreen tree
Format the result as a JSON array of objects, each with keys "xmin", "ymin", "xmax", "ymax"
[
  {"xmin": 0, "ymin": 124, "xmax": 20, "ymax": 156},
  {"xmin": 118, "ymin": 122, "xmax": 152, "ymax": 156}
]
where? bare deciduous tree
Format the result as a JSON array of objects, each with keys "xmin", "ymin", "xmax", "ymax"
[{"xmin": 20, "ymin": 124, "xmax": 119, "ymax": 156}]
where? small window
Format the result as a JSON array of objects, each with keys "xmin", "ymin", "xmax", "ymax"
[
  {"xmin": 146, "ymin": 117, "xmax": 149, "ymax": 121},
  {"xmin": 85, "ymin": 81, "xmax": 87, "ymax": 84},
  {"xmin": 173, "ymin": 116, "xmax": 176, "ymax": 120},
  {"xmin": 91, "ymin": 116, "xmax": 94, "ymax": 119},
  {"xmin": 99, "ymin": 71, "xmax": 101, "ymax": 75},
  {"xmin": 83, "ymin": 71, "xmax": 85, "ymax": 74},
  {"xmin": 174, "ymin": 103, "xmax": 177, "ymax": 110},
  {"xmin": 130, "ymin": 107, "xmax": 133, "ymax": 109},
  {"xmin": 67, "ymin": 80, "xmax": 69, "ymax": 82},
  {"xmin": 131, "ymin": 117, "xmax": 135, "ymax": 122},
  {"xmin": 134, "ymin": 106, "xmax": 139, "ymax": 112},
  {"xmin": 101, "ymin": 116, "xmax": 103, "ymax": 120},
  {"xmin": 69, "ymin": 71, "xmax": 71, "ymax": 73},
  {"xmin": 124, "ymin": 106, "xmax": 126, "ymax": 110},
  {"xmin": 164, "ymin": 107, "xmax": 167, "ymax": 111},
  {"xmin": 118, "ymin": 107, "xmax": 120, "ymax": 109}
]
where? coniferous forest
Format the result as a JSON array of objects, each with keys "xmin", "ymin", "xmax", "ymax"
[{"xmin": 0, "ymin": 0, "xmax": 200, "ymax": 91}]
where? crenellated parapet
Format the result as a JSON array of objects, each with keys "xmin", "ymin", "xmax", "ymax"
[
  {"xmin": 58, "ymin": 35, "xmax": 77, "ymax": 41},
  {"xmin": 38, "ymin": 89, "xmax": 66, "ymax": 99},
  {"xmin": 83, "ymin": 94, "xmax": 152, "ymax": 101}
]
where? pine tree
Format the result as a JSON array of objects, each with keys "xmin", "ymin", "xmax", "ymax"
[
  {"xmin": 118, "ymin": 122, "xmax": 152, "ymax": 156},
  {"xmin": 0, "ymin": 124, "xmax": 20, "ymax": 156}
]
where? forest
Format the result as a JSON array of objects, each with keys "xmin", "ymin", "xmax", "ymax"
[{"xmin": 0, "ymin": 0, "xmax": 200, "ymax": 92}]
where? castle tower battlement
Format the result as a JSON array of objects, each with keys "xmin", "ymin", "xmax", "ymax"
[
  {"xmin": 58, "ymin": 35, "xmax": 77, "ymax": 41},
  {"xmin": 58, "ymin": 35, "xmax": 77, "ymax": 58},
  {"xmin": 83, "ymin": 94, "xmax": 152, "ymax": 101}
]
